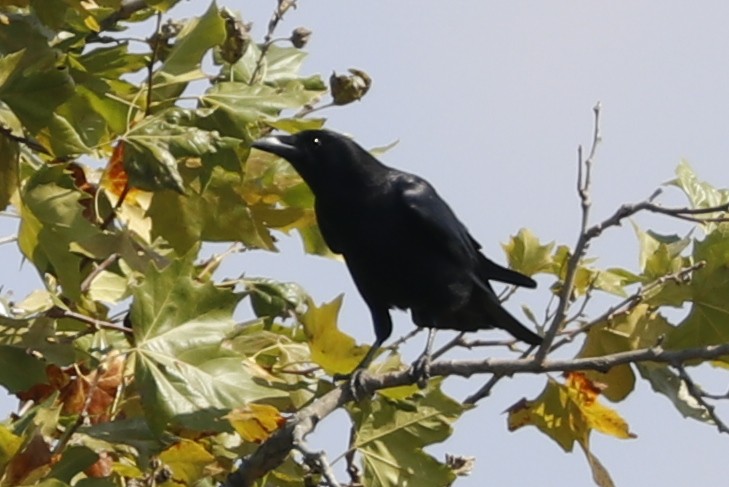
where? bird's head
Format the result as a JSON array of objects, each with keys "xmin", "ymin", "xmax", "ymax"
[{"xmin": 251, "ymin": 129, "xmax": 384, "ymax": 194}]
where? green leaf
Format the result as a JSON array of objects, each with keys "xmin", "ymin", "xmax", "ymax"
[
  {"xmin": 130, "ymin": 256, "xmax": 286, "ymax": 434},
  {"xmin": 636, "ymin": 363, "xmax": 712, "ymax": 423},
  {"xmin": 151, "ymin": 2, "xmax": 226, "ymax": 106},
  {"xmin": 0, "ymin": 49, "xmax": 75, "ymax": 135},
  {"xmin": 48, "ymin": 446, "xmax": 98, "ymax": 483},
  {"xmin": 147, "ymin": 165, "xmax": 277, "ymax": 254},
  {"xmin": 0, "ymin": 128, "xmax": 19, "ymax": 211},
  {"xmin": 665, "ymin": 224, "xmax": 729, "ymax": 349},
  {"xmin": 198, "ymin": 81, "xmax": 320, "ymax": 138},
  {"xmin": 669, "ymin": 160, "xmax": 729, "ymax": 233},
  {"xmin": 633, "ymin": 222, "xmax": 691, "ymax": 280},
  {"xmin": 122, "ymin": 107, "xmax": 229, "ymax": 193},
  {"xmin": 349, "ymin": 381, "xmax": 464, "ymax": 487},
  {"xmin": 244, "ymin": 277, "xmax": 308, "ymax": 321},
  {"xmin": 79, "ymin": 418, "xmax": 173, "ymax": 466},
  {"xmin": 502, "ymin": 228, "xmax": 554, "ymax": 276},
  {"xmin": 18, "ymin": 165, "xmax": 102, "ymax": 300},
  {"xmin": 0, "ymin": 345, "xmax": 47, "ymax": 393}
]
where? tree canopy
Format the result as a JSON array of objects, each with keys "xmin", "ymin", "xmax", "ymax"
[{"xmin": 0, "ymin": 2, "xmax": 728, "ymax": 487}]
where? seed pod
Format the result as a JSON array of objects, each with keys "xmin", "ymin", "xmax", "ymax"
[
  {"xmin": 329, "ymin": 68, "xmax": 372, "ymax": 105},
  {"xmin": 290, "ymin": 27, "xmax": 312, "ymax": 48},
  {"xmin": 220, "ymin": 8, "xmax": 251, "ymax": 64}
]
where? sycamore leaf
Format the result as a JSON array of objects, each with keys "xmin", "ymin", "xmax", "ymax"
[
  {"xmin": 0, "ymin": 123, "xmax": 19, "ymax": 211},
  {"xmin": 48, "ymin": 446, "xmax": 99, "ymax": 484},
  {"xmin": 147, "ymin": 165, "xmax": 277, "ymax": 255},
  {"xmin": 79, "ymin": 418, "xmax": 173, "ymax": 467},
  {"xmin": 668, "ymin": 160, "xmax": 729, "ymax": 233},
  {"xmin": 122, "ymin": 108, "xmax": 221, "ymax": 193},
  {"xmin": 348, "ymin": 381, "xmax": 464, "ymax": 487},
  {"xmin": 159, "ymin": 439, "xmax": 216, "ymax": 486},
  {"xmin": 226, "ymin": 404, "xmax": 286, "ymax": 443},
  {"xmin": 0, "ymin": 345, "xmax": 47, "ymax": 393},
  {"xmin": 197, "ymin": 82, "xmax": 320, "ymax": 139},
  {"xmin": 18, "ymin": 165, "xmax": 103, "ymax": 300},
  {"xmin": 632, "ymin": 223, "xmax": 691, "ymax": 282},
  {"xmin": 4, "ymin": 433, "xmax": 53, "ymax": 486},
  {"xmin": 503, "ymin": 228, "xmax": 555, "ymax": 276},
  {"xmin": 550, "ymin": 245, "xmax": 630, "ymax": 298},
  {"xmin": 244, "ymin": 277, "xmax": 308, "ymax": 321},
  {"xmin": 507, "ymin": 373, "xmax": 635, "ymax": 452},
  {"xmin": 577, "ymin": 304, "xmax": 673, "ymax": 401},
  {"xmin": 130, "ymin": 256, "xmax": 286, "ymax": 434},
  {"xmin": 0, "ymin": 424, "xmax": 23, "ymax": 473},
  {"xmin": 665, "ymin": 224, "xmax": 729, "ymax": 349},
  {"xmin": 301, "ymin": 295, "xmax": 369, "ymax": 376},
  {"xmin": 636, "ymin": 363, "xmax": 712, "ymax": 423},
  {"xmin": 508, "ymin": 373, "xmax": 634, "ymax": 487},
  {"xmin": 151, "ymin": 2, "xmax": 226, "ymax": 106}
]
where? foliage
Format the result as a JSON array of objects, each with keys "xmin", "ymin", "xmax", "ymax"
[{"xmin": 0, "ymin": 2, "xmax": 727, "ymax": 487}]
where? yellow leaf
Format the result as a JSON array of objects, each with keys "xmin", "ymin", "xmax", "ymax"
[
  {"xmin": 507, "ymin": 373, "xmax": 635, "ymax": 452},
  {"xmin": 0, "ymin": 424, "xmax": 23, "ymax": 472},
  {"xmin": 226, "ymin": 404, "xmax": 286, "ymax": 443},
  {"xmin": 565, "ymin": 373, "xmax": 635, "ymax": 440},
  {"xmin": 301, "ymin": 295, "xmax": 370, "ymax": 375},
  {"xmin": 508, "ymin": 373, "xmax": 634, "ymax": 487},
  {"xmin": 159, "ymin": 439, "xmax": 215, "ymax": 485},
  {"xmin": 577, "ymin": 304, "xmax": 672, "ymax": 401}
]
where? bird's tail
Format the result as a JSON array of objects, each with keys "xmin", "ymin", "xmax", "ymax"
[
  {"xmin": 470, "ymin": 278, "xmax": 543, "ymax": 345},
  {"xmin": 477, "ymin": 254, "xmax": 536, "ymax": 289}
]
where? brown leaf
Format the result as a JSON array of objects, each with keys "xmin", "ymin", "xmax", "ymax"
[{"xmin": 4, "ymin": 433, "xmax": 54, "ymax": 485}]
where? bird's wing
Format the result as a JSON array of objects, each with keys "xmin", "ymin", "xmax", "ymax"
[
  {"xmin": 395, "ymin": 172, "xmax": 478, "ymax": 264},
  {"xmin": 397, "ymin": 172, "xmax": 536, "ymax": 289}
]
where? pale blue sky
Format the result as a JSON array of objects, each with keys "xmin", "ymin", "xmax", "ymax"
[{"xmin": 2, "ymin": 1, "xmax": 729, "ymax": 485}]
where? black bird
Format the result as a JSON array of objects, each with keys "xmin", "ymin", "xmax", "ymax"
[{"xmin": 252, "ymin": 130, "xmax": 541, "ymax": 381}]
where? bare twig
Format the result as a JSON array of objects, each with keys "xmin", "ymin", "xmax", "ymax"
[
  {"xmin": 80, "ymin": 253, "xmax": 121, "ymax": 293},
  {"xmin": 249, "ymin": 0, "xmax": 298, "ymax": 84},
  {"xmin": 536, "ymin": 102, "xmax": 602, "ymax": 361},
  {"xmin": 50, "ymin": 308, "xmax": 132, "ymax": 335},
  {"xmin": 145, "ymin": 11, "xmax": 164, "ymax": 115},
  {"xmin": 674, "ymin": 364, "xmax": 729, "ymax": 435},
  {"xmin": 293, "ymin": 437, "xmax": 341, "ymax": 487},
  {"xmin": 386, "ymin": 327, "xmax": 423, "ymax": 350}
]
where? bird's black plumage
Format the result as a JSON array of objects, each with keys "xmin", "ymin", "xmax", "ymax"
[{"xmin": 252, "ymin": 129, "xmax": 541, "ymax": 374}]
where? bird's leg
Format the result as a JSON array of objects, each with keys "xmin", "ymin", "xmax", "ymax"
[
  {"xmin": 410, "ymin": 328, "xmax": 436, "ymax": 389},
  {"xmin": 333, "ymin": 307, "xmax": 392, "ymax": 401}
]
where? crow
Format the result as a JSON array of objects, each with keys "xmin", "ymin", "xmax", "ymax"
[{"xmin": 252, "ymin": 129, "xmax": 541, "ymax": 383}]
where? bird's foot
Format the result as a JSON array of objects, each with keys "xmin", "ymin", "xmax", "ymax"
[
  {"xmin": 333, "ymin": 369, "xmax": 370, "ymax": 402},
  {"xmin": 409, "ymin": 354, "xmax": 431, "ymax": 389}
]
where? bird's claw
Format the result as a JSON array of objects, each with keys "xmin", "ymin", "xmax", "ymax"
[
  {"xmin": 333, "ymin": 369, "xmax": 370, "ymax": 402},
  {"xmin": 409, "ymin": 354, "xmax": 431, "ymax": 389}
]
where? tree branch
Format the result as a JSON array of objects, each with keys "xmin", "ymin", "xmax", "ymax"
[{"xmin": 226, "ymin": 341, "xmax": 729, "ymax": 486}]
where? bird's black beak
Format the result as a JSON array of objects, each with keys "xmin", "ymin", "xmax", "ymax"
[{"xmin": 251, "ymin": 134, "xmax": 300, "ymax": 161}]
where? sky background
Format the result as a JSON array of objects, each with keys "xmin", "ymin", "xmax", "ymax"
[{"xmin": 3, "ymin": 1, "xmax": 729, "ymax": 485}]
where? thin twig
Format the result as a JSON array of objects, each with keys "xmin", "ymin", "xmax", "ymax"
[
  {"xmin": 674, "ymin": 364, "xmax": 729, "ymax": 435},
  {"xmin": 80, "ymin": 253, "xmax": 120, "ymax": 293},
  {"xmin": 145, "ymin": 11, "xmax": 163, "ymax": 115},
  {"xmin": 249, "ymin": 0, "xmax": 297, "ymax": 84},
  {"xmin": 536, "ymin": 102, "xmax": 602, "ymax": 361},
  {"xmin": 50, "ymin": 308, "xmax": 132, "ymax": 335}
]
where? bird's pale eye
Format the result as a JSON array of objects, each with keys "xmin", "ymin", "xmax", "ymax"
[{"xmin": 312, "ymin": 137, "xmax": 322, "ymax": 147}]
